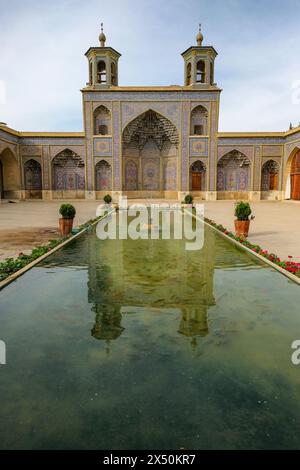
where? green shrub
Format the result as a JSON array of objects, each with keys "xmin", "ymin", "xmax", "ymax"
[
  {"xmin": 103, "ymin": 194, "xmax": 112, "ymax": 204},
  {"xmin": 59, "ymin": 203, "xmax": 76, "ymax": 219},
  {"xmin": 234, "ymin": 201, "xmax": 252, "ymax": 221},
  {"xmin": 184, "ymin": 194, "xmax": 194, "ymax": 205}
]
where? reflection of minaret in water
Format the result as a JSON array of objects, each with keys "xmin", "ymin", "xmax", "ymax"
[
  {"xmin": 91, "ymin": 304, "xmax": 125, "ymax": 355},
  {"xmin": 178, "ymin": 306, "xmax": 209, "ymax": 350}
]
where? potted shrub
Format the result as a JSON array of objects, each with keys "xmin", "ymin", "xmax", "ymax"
[
  {"xmin": 59, "ymin": 203, "xmax": 76, "ymax": 236},
  {"xmin": 183, "ymin": 194, "xmax": 194, "ymax": 208},
  {"xmin": 234, "ymin": 201, "xmax": 254, "ymax": 238},
  {"xmin": 103, "ymin": 194, "xmax": 112, "ymax": 205}
]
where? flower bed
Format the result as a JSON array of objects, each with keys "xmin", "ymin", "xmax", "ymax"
[{"xmin": 205, "ymin": 218, "xmax": 300, "ymax": 278}]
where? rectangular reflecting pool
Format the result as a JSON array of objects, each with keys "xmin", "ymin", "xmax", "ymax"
[{"xmin": 1, "ymin": 216, "xmax": 300, "ymax": 449}]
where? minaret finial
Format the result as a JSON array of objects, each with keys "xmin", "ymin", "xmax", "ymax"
[
  {"xmin": 99, "ymin": 22, "xmax": 106, "ymax": 47},
  {"xmin": 196, "ymin": 23, "xmax": 204, "ymax": 46}
]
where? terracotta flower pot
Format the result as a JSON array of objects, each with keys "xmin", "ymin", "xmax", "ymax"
[
  {"xmin": 234, "ymin": 219, "xmax": 250, "ymax": 238},
  {"xmin": 59, "ymin": 217, "xmax": 74, "ymax": 236}
]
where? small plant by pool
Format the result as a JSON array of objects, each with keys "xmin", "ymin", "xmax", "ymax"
[{"xmin": 205, "ymin": 217, "xmax": 300, "ymax": 278}]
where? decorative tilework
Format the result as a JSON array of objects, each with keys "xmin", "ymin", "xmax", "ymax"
[
  {"xmin": 209, "ymin": 101, "xmax": 218, "ymax": 191},
  {"xmin": 112, "ymin": 102, "xmax": 121, "ymax": 190},
  {"xmin": 93, "ymin": 138, "xmax": 112, "ymax": 156},
  {"xmin": 218, "ymin": 137, "xmax": 285, "ymax": 145},
  {"xmin": 285, "ymin": 141, "xmax": 300, "ymax": 162},
  {"xmin": 262, "ymin": 145, "xmax": 283, "ymax": 157},
  {"xmin": 21, "ymin": 138, "xmax": 85, "ymax": 146},
  {"xmin": 0, "ymin": 129, "xmax": 19, "ymax": 143},
  {"xmin": 181, "ymin": 102, "xmax": 189, "ymax": 191},
  {"xmin": 217, "ymin": 146, "xmax": 254, "ymax": 162},
  {"xmin": 191, "ymin": 102, "xmax": 210, "ymax": 112},
  {"xmin": 50, "ymin": 145, "xmax": 85, "ymax": 160},
  {"xmin": 85, "ymin": 101, "xmax": 93, "ymax": 191},
  {"xmin": 0, "ymin": 141, "xmax": 18, "ymax": 159},
  {"xmin": 92, "ymin": 102, "xmax": 112, "ymax": 112},
  {"xmin": 42, "ymin": 146, "xmax": 50, "ymax": 190},
  {"xmin": 189, "ymin": 138, "xmax": 208, "ymax": 157},
  {"xmin": 121, "ymin": 102, "xmax": 180, "ymax": 130},
  {"xmin": 83, "ymin": 91, "xmax": 220, "ymax": 102},
  {"xmin": 20, "ymin": 145, "xmax": 41, "ymax": 156},
  {"xmin": 286, "ymin": 131, "xmax": 300, "ymax": 143},
  {"xmin": 255, "ymin": 146, "xmax": 261, "ymax": 158}
]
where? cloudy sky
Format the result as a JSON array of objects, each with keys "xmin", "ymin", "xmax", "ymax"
[{"xmin": 0, "ymin": 0, "xmax": 300, "ymax": 132}]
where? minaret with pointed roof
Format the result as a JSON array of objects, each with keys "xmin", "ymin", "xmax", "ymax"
[
  {"xmin": 85, "ymin": 23, "xmax": 121, "ymax": 88},
  {"xmin": 182, "ymin": 25, "xmax": 218, "ymax": 87}
]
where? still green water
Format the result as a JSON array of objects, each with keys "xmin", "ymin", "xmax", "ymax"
[{"xmin": 0, "ymin": 217, "xmax": 300, "ymax": 450}]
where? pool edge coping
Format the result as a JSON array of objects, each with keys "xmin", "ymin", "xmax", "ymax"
[
  {"xmin": 0, "ymin": 210, "xmax": 114, "ymax": 291},
  {"xmin": 189, "ymin": 210, "xmax": 300, "ymax": 286}
]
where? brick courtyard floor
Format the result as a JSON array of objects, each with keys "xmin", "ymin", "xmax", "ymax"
[
  {"xmin": 0, "ymin": 199, "xmax": 299, "ymax": 263},
  {"xmin": 202, "ymin": 200, "xmax": 300, "ymax": 263}
]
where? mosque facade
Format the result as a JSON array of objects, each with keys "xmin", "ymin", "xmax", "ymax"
[{"xmin": 1, "ymin": 25, "xmax": 300, "ymax": 202}]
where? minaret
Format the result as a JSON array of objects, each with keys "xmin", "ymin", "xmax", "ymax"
[
  {"xmin": 85, "ymin": 23, "xmax": 121, "ymax": 87},
  {"xmin": 182, "ymin": 25, "xmax": 218, "ymax": 87}
]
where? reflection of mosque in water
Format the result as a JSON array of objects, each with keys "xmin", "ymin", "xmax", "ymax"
[{"xmin": 87, "ymin": 220, "xmax": 216, "ymax": 350}]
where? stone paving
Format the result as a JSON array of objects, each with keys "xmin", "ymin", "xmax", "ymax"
[
  {"xmin": 0, "ymin": 199, "xmax": 299, "ymax": 263},
  {"xmin": 202, "ymin": 200, "xmax": 300, "ymax": 263},
  {"xmin": 0, "ymin": 201, "xmax": 99, "ymax": 260}
]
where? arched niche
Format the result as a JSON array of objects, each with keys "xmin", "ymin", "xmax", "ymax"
[
  {"xmin": 52, "ymin": 148, "xmax": 85, "ymax": 199},
  {"xmin": 24, "ymin": 159, "xmax": 42, "ymax": 199},
  {"xmin": 0, "ymin": 147, "xmax": 20, "ymax": 199},
  {"xmin": 94, "ymin": 105, "xmax": 111, "ymax": 135}
]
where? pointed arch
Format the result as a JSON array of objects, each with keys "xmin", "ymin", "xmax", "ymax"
[
  {"xmin": 217, "ymin": 150, "xmax": 251, "ymax": 192},
  {"xmin": 95, "ymin": 160, "xmax": 112, "ymax": 191},
  {"xmin": 196, "ymin": 60, "xmax": 205, "ymax": 83},
  {"xmin": 284, "ymin": 146, "xmax": 300, "ymax": 199},
  {"xmin": 0, "ymin": 147, "xmax": 20, "ymax": 199},
  {"xmin": 123, "ymin": 109, "xmax": 179, "ymax": 149},
  {"xmin": 52, "ymin": 148, "xmax": 85, "ymax": 199},
  {"xmin": 97, "ymin": 61, "xmax": 106, "ymax": 84},
  {"xmin": 94, "ymin": 105, "xmax": 111, "ymax": 135},
  {"xmin": 24, "ymin": 159, "xmax": 42, "ymax": 199},
  {"xmin": 261, "ymin": 160, "xmax": 280, "ymax": 192},
  {"xmin": 125, "ymin": 160, "xmax": 138, "ymax": 190},
  {"xmin": 190, "ymin": 105, "xmax": 208, "ymax": 136},
  {"xmin": 122, "ymin": 110, "xmax": 179, "ymax": 195},
  {"xmin": 190, "ymin": 160, "xmax": 206, "ymax": 191},
  {"xmin": 291, "ymin": 149, "xmax": 300, "ymax": 200}
]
